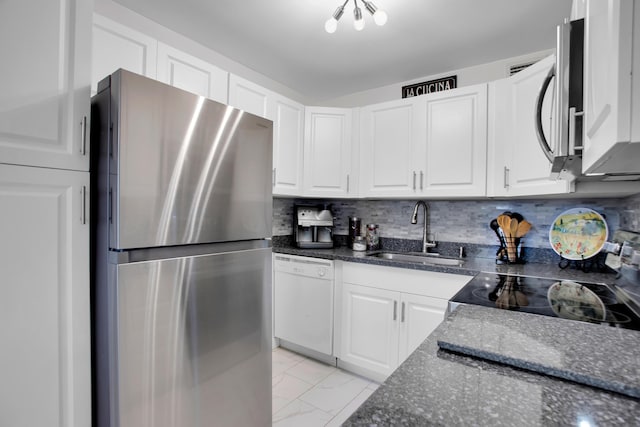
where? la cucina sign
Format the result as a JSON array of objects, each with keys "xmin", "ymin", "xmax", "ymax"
[{"xmin": 402, "ymin": 76, "xmax": 457, "ymax": 98}]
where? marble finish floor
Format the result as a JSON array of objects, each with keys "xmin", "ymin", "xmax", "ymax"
[{"xmin": 272, "ymin": 347, "xmax": 379, "ymax": 426}]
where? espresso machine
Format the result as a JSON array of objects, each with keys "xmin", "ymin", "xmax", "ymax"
[{"xmin": 294, "ymin": 205, "xmax": 334, "ymax": 248}]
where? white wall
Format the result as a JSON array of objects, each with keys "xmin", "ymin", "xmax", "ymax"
[
  {"xmin": 318, "ymin": 49, "xmax": 554, "ymax": 107},
  {"xmin": 94, "ymin": 0, "xmax": 554, "ymax": 108},
  {"xmin": 94, "ymin": 0, "xmax": 310, "ymax": 104}
]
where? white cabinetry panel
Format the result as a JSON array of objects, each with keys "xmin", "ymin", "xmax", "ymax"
[
  {"xmin": 304, "ymin": 107, "xmax": 353, "ymax": 197},
  {"xmin": 92, "ymin": 14, "xmax": 157, "ymax": 94},
  {"xmin": 398, "ymin": 294, "xmax": 448, "ymax": 361},
  {"xmin": 340, "ymin": 283, "xmax": 399, "ymax": 377},
  {"xmin": 157, "ymin": 42, "xmax": 228, "ymax": 103},
  {"xmin": 228, "ymin": 74, "xmax": 272, "ymax": 119},
  {"xmin": 582, "ymin": 0, "xmax": 640, "ymax": 174},
  {"xmin": 360, "ymin": 99, "xmax": 419, "ymax": 197},
  {"xmin": 273, "ymin": 95, "xmax": 304, "ymax": 195},
  {"xmin": 422, "ymin": 84, "xmax": 488, "ymax": 197},
  {"xmin": 0, "ymin": 164, "xmax": 90, "ymax": 427},
  {"xmin": 337, "ymin": 262, "xmax": 471, "ymax": 381},
  {"xmin": 0, "ymin": 0, "xmax": 91, "ymax": 171},
  {"xmin": 488, "ymin": 55, "xmax": 573, "ymax": 196}
]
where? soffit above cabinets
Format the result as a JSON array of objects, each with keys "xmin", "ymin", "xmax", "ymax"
[{"xmin": 109, "ymin": 0, "xmax": 572, "ymax": 103}]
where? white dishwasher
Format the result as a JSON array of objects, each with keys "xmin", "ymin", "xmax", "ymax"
[{"xmin": 273, "ymin": 254, "xmax": 334, "ymax": 356}]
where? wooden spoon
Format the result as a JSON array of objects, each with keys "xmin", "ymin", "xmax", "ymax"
[
  {"xmin": 509, "ymin": 218, "xmax": 519, "ymax": 237},
  {"xmin": 516, "ymin": 220, "xmax": 532, "ymax": 238},
  {"xmin": 497, "ymin": 215, "xmax": 512, "ymax": 237}
]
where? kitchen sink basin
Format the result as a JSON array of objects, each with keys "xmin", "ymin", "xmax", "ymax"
[{"xmin": 369, "ymin": 252, "xmax": 464, "ymax": 266}]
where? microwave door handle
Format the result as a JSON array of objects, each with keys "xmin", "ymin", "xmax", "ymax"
[{"xmin": 535, "ymin": 64, "xmax": 556, "ymax": 164}]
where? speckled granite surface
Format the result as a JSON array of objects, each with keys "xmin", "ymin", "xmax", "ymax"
[
  {"xmin": 344, "ymin": 307, "xmax": 640, "ymax": 426},
  {"xmin": 436, "ymin": 305, "xmax": 640, "ymax": 398},
  {"xmin": 272, "ymin": 237, "xmax": 623, "ymax": 285}
]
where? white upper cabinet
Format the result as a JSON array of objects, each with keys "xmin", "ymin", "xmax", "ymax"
[
  {"xmin": 92, "ymin": 14, "xmax": 157, "ymax": 94},
  {"xmin": 420, "ymin": 84, "xmax": 488, "ymax": 197},
  {"xmin": 582, "ymin": 0, "xmax": 640, "ymax": 174},
  {"xmin": 157, "ymin": 42, "xmax": 228, "ymax": 104},
  {"xmin": 0, "ymin": 0, "xmax": 92, "ymax": 171},
  {"xmin": 488, "ymin": 56, "xmax": 574, "ymax": 197},
  {"xmin": 228, "ymin": 74, "xmax": 272, "ymax": 119},
  {"xmin": 273, "ymin": 95, "xmax": 304, "ymax": 196},
  {"xmin": 228, "ymin": 76, "xmax": 304, "ymax": 196},
  {"xmin": 303, "ymin": 107, "xmax": 354, "ymax": 198},
  {"xmin": 359, "ymin": 98, "xmax": 421, "ymax": 198},
  {"xmin": 0, "ymin": 164, "xmax": 90, "ymax": 427},
  {"xmin": 359, "ymin": 85, "xmax": 487, "ymax": 198}
]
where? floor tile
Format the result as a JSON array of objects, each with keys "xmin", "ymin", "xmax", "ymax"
[
  {"xmin": 272, "ymin": 399, "xmax": 333, "ymax": 427},
  {"xmin": 272, "ymin": 373, "xmax": 314, "ymax": 414},
  {"xmin": 298, "ymin": 370, "xmax": 371, "ymax": 416},
  {"xmin": 286, "ymin": 358, "xmax": 337, "ymax": 386},
  {"xmin": 324, "ymin": 385, "xmax": 377, "ymax": 426},
  {"xmin": 272, "ymin": 348, "xmax": 305, "ymax": 377}
]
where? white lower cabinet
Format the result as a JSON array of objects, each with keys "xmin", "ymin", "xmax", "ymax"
[
  {"xmin": 340, "ymin": 283, "xmax": 400, "ymax": 376},
  {"xmin": 336, "ymin": 262, "xmax": 471, "ymax": 381},
  {"xmin": 0, "ymin": 164, "xmax": 90, "ymax": 427},
  {"xmin": 398, "ymin": 293, "xmax": 449, "ymax": 361}
]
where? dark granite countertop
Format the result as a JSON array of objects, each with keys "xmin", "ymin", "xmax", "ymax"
[
  {"xmin": 275, "ymin": 237, "xmax": 640, "ymax": 425},
  {"xmin": 272, "ymin": 237, "xmax": 626, "ymax": 285},
  {"xmin": 344, "ymin": 305, "xmax": 640, "ymax": 426}
]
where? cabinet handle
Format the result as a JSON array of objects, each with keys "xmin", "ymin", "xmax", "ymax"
[
  {"xmin": 503, "ymin": 166, "xmax": 510, "ymax": 189},
  {"xmin": 393, "ymin": 300, "xmax": 398, "ymax": 321},
  {"xmin": 420, "ymin": 171, "xmax": 424, "ymax": 190},
  {"xmin": 272, "ymin": 168, "xmax": 276, "ymax": 187},
  {"xmin": 80, "ymin": 186, "xmax": 87, "ymax": 225},
  {"xmin": 413, "ymin": 171, "xmax": 416, "ymax": 190},
  {"xmin": 80, "ymin": 116, "xmax": 87, "ymax": 156},
  {"xmin": 346, "ymin": 174, "xmax": 350, "ymax": 193},
  {"xmin": 401, "ymin": 302, "xmax": 405, "ymax": 323}
]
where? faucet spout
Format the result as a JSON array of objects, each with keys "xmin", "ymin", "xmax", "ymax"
[{"xmin": 411, "ymin": 201, "xmax": 437, "ymax": 253}]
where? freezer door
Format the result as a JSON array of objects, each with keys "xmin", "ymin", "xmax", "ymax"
[
  {"xmin": 109, "ymin": 247, "xmax": 271, "ymax": 427},
  {"xmin": 109, "ymin": 70, "xmax": 273, "ymax": 249}
]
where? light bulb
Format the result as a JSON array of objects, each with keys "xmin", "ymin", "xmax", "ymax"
[
  {"xmin": 325, "ymin": 17, "xmax": 338, "ymax": 33},
  {"xmin": 373, "ymin": 10, "xmax": 387, "ymax": 26},
  {"xmin": 353, "ymin": 5, "xmax": 365, "ymax": 31}
]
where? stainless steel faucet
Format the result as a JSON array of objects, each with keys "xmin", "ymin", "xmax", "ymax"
[{"xmin": 411, "ymin": 201, "xmax": 437, "ymax": 253}]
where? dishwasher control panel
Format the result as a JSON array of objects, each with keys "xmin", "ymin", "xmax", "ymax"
[{"xmin": 274, "ymin": 254, "xmax": 334, "ymax": 280}]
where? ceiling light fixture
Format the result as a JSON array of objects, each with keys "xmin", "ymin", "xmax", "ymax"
[{"xmin": 324, "ymin": 0, "xmax": 387, "ymax": 34}]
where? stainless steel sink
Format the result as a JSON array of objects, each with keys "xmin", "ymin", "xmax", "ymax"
[{"xmin": 369, "ymin": 252, "xmax": 464, "ymax": 266}]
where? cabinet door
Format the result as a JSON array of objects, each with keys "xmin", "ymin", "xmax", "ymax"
[
  {"xmin": 228, "ymin": 74, "xmax": 273, "ymax": 119},
  {"xmin": 421, "ymin": 84, "xmax": 488, "ymax": 197},
  {"xmin": 0, "ymin": 164, "xmax": 90, "ymax": 427},
  {"xmin": 340, "ymin": 283, "xmax": 399, "ymax": 377},
  {"xmin": 0, "ymin": 0, "xmax": 91, "ymax": 171},
  {"xmin": 92, "ymin": 14, "xmax": 157, "ymax": 95},
  {"xmin": 582, "ymin": 0, "xmax": 635, "ymax": 173},
  {"xmin": 303, "ymin": 107, "xmax": 353, "ymax": 197},
  {"xmin": 156, "ymin": 42, "xmax": 228, "ymax": 103},
  {"xmin": 273, "ymin": 95, "xmax": 304, "ymax": 196},
  {"xmin": 360, "ymin": 99, "xmax": 420, "ymax": 197},
  {"xmin": 488, "ymin": 56, "xmax": 573, "ymax": 196},
  {"xmin": 398, "ymin": 294, "xmax": 448, "ymax": 362}
]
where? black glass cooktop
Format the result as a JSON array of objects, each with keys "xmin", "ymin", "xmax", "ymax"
[{"xmin": 450, "ymin": 272, "xmax": 640, "ymax": 331}]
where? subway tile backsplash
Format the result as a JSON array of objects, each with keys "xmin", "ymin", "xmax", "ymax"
[{"xmin": 273, "ymin": 193, "xmax": 640, "ymax": 249}]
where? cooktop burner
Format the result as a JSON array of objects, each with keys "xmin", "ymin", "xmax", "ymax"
[{"xmin": 450, "ymin": 272, "xmax": 640, "ymax": 331}]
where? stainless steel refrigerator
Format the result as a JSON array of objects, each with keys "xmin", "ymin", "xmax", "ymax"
[{"xmin": 90, "ymin": 69, "xmax": 273, "ymax": 427}]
